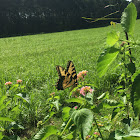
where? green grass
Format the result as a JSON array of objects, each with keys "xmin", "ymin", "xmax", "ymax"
[
  {"xmin": 1, "ymin": 20, "xmax": 140, "ymax": 95},
  {"xmin": 0, "ymin": 20, "xmax": 140, "ymax": 98},
  {"xmin": 1, "ymin": 20, "xmax": 140, "ymax": 86},
  {"xmin": 0, "ymin": 20, "xmax": 140, "ymax": 139}
]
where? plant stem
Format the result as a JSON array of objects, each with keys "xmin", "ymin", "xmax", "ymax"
[
  {"xmin": 94, "ymin": 117, "xmax": 104, "ymax": 140},
  {"xmin": 123, "ymin": 40, "xmax": 126, "ymax": 90},
  {"xmin": 125, "ymin": 32, "xmax": 132, "ymax": 63},
  {"xmin": 60, "ymin": 105, "xmax": 83, "ymax": 137},
  {"xmin": 60, "ymin": 118, "xmax": 72, "ymax": 137},
  {"xmin": 125, "ymin": 32, "xmax": 130, "ymax": 120}
]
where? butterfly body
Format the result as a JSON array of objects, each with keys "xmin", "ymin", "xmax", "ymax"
[{"xmin": 56, "ymin": 61, "xmax": 77, "ymax": 90}]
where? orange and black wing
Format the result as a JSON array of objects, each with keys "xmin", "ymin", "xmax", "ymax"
[{"xmin": 56, "ymin": 61, "xmax": 77, "ymax": 90}]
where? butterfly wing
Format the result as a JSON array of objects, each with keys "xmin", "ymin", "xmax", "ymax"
[
  {"xmin": 56, "ymin": 61, "xmax": 77, "ymax": 90},
  {"xmin": 56, "ymin": 66, "xmax": 66, "ymax": 90},
  {"xmin": 65, "ymin": 61, "xmax": 77, "ymax": 88}
]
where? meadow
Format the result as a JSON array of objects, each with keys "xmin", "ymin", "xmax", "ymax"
[
  {"xmin": 1, "ymin": 20, "xmax": 140, "ymax": 88},
  {"xmin": 0, "ymin": 17, "xmax": 140, "ymax": 139}
]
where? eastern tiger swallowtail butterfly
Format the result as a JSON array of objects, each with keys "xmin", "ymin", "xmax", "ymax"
[{"xmin": 56, "ymin": 61, "xmax": 77, "ymax": 90}]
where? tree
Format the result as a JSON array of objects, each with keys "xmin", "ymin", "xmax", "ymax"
[{"xmin": 0, "ymin": 0, "xmax": 129, "ymax": 37}]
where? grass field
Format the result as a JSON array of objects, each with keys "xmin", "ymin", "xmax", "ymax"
[
  {"xmin": 0, "ymin": 19, "xmax": 140, "ymax": 139},
  {"xmin": 1, "ymin": 20, "xmax": 140, "ymax": 94},
  {"xmin": 1, "ymin": 20, "xmax": 140, "ymax": 86}
]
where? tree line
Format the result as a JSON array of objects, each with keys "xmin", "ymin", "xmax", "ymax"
[{"xmin": 0, "ymin": 0, "xmax": 134, "ymax": 37}]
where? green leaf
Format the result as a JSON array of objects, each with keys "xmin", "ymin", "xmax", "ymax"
[
  {"xmin": 122, "ymin": 136, "xmax": 140, "ymax": 140},
  {"xmin": 103, "ymin": 99, "xmax": 123, "ymax": 108},
  {"xmin": 16, "ymin": 93, "xmax": 29, "ymax": 103},
  {"xmin": 52, "ymin": 100, "xmax": 59, "ymax": 111},
  {"xmin": 32, "ymin": 125, "xmax": 57, "ymax": 140},
  {"xmin": 62, "ymin": 132, "xmax": 73, "ymax": 140},
  {"xmin": 97, "ymin": 47, "xmax": 119, "ymax": 78},
  {"xmin": 7, "ymin": 122, "xmax": 24, "ymax": 130},
  {"xmin": 54, "ymin": 96, "xmax": 60, "ymax": 100},
  {"xmin": 0, "ymin": 104, "xmax": 6, "ymax": 112},
  {"xmin": 131, "ymin": 74, "xmax": 140, "ymax": 116},
  {"xmin": 11, "ymin": 105, "xmax": 21, "ymax": 114},
  {"xmin": 115, "ymin": 130, "xmax": 125, "ymax": 140},
  {"xmin": 121, "ymin": 3, "xmax": 137, "ymax": 35},
  {"xmin": 85, "ymin": 92, "xmax": 93, "ymax": 105},
  {"xmin": 69, "ymin": 108, "xmax": 77, "ymax": 117},
  {"xmin": 108, "ymin": 131, "xmax": 115, "ymax": 140},
  {"xmin": 97, "ymin": 93, "xmax": 107, "ymax": 100},
  {"xmin": 122, "ymin": 95, "xmax": 127, "ymax": 105},
  {"xmin": 111, "ymin": 107, "xmax": 120, "ymax": 120},
  {"xmin": 129, "ymin": 129, "xmax": 140, "ymax": 137},
  {"xmin": 0, "ymin": 132, "xmax": 4, "ymax": 140},
  {"xmin": 131, "ymin": 70, "xmax": 140, "ymax": 82},
  {"xmin": 0, "ymin": 117, "xmax": 13, "ymax": 122},
  {"xmin": 71, "ymin": 108, "xmax": 93, "ymax": 139},
  {"xmin": 62, "ymin": 107, "xmax": 71, "ymax": 121},
  {"xmin": 0, "ymin": 128, "xmax": 4, "ymax": 131},
  {"xmin": 97, "ymin": 102, "xmax": 103, "ymax": 110},
  {"xmin": 0, "ymin": 95, "xmax": 7, "ymax": 105},
  {"xmin": 91, "ymin": 106, "xmax": 101, "ymax": 114},
  {"xmin": 69, "ymin": 86, "xmax": 80, "ymax": 97},
  {"xmin": 115, "ymin": 128, "xmax": 140, "ymax": 140},
  {"xmin": 0, "ymin": 95, "xmax": 7, "ymax": 111},
  {"xmin": 43, "ymin": 112, "xmax": 55, "ymax": 124},
  {"xmin": 66, "ymin": 98, "xmax": 86, "ymax": 105},
  {"xmin": 106, "ymin": 31, "xmax": 120, "ymax": 46},
  {"xmin": 126, "ymin": 62, "xmax": 136, "ymax": 75},
  {"xmin": 6, "ymin": 100, "xmax": 11, "ymax": 107}
]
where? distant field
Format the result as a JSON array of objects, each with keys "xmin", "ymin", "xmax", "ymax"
[{"xmin": 1, "ymin": 20, "xmax": 140, "ymax": 94}]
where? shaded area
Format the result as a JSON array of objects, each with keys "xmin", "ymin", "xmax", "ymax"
[{"xmin": 0, "ymin": 0, "xmax": 129, "ymax": 37}]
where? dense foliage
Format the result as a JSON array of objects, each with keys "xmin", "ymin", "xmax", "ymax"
[{"xmin": 0, "ymin": 0, "xmax": 129, "ymax": 37}]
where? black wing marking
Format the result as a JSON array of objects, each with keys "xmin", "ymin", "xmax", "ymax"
[
  {"xmin": 56, "ymin": 61, "xmax": 77, "ymax": 90},
  {"xmin": 56, "ymin": 66, "xmax": 66, "ymax": 90}
]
